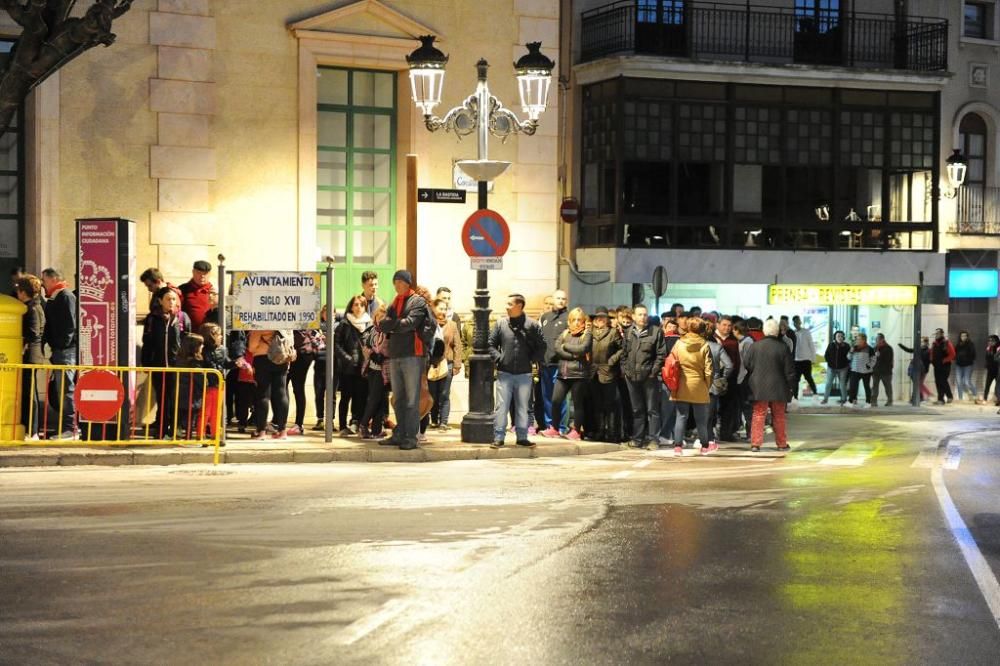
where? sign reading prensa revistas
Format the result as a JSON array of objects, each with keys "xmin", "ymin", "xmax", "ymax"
[{"xmin": 231, "ymin": 271, "xmax": 323, "ymax": 330}]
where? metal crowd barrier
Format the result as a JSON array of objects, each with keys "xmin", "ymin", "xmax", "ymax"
[{"xmin": 0, "ymin": 363, "xmax": 225, "ymax": 465}]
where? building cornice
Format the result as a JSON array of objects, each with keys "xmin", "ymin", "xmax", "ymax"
[{"xmin": 573, "ymin": 55, "xmax": 952, "ymax": 91}]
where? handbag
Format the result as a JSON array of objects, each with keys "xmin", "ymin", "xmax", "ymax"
[{"xmin": 427, "ymin": 357, "xmax": 449, "ymax": 382}]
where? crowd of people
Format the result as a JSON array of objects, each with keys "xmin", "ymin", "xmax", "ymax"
[{"xmin": 11, "ymin": 260, "xmax": 1000, "ymax": 446}]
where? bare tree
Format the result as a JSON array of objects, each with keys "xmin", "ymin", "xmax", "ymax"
[{"xmin": 0, "ymin": 0, "xmax": 134, "ymax": 134}]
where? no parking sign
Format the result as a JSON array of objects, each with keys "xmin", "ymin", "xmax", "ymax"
[{"xmin": 461, "ymin": 209, "xmax": 510, "ymax": 270}]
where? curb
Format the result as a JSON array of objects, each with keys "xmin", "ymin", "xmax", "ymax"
[{"xmin": 0, "ymin": 442, "xmax": 623, "ymax": 468}]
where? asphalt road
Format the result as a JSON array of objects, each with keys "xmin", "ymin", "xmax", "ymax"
[{"xmin": 1, "ymin": 414, "xmax": 999, "ymax": 665}]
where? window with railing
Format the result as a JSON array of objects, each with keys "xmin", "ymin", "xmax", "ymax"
[{"xmin": 580, "ymin": 0, "xmax": 948, "ymax": 71}]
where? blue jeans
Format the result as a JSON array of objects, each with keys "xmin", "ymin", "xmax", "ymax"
[
  {"xmin": 494, "ymin": 371, "xmax": 533, "ymax": 441},
  {"xmin": 429, "ymin": 362, "xmax": 454, "ymax": 425},
  {"xmin": 48, "ymin": 349, "xmax": 77, "ymax": 434},
  {"xmin": 390, "ymin": 355, "xmax": 425, "ymax": 445},
  {"xmin": 674, "ymin": 401, "xmax": 709, "ymax": 445},
  {"xmin": 540, "ymin": 364, "xmax": 569, "ymax": 431},
  {"xmin": 658, "ymin": 383, "xmax": 678, "ymax": 442},
  {"xmin": 955, "ymin": 365, "xmax": 975, "ymax": 400},
  {"xmin": 626, "ymin": 377, "xmax": 660, "ymax": 443}
]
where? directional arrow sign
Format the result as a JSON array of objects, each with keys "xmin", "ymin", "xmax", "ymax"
[
  {"xmin": 461, "ymin": 209, "xmax": 510, "ymax": 258},
  {"xmin": 418, "ymin": 188, "xmax": 467, "ymax": 204}
]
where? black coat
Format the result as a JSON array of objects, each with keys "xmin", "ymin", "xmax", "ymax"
[
  {"xmin": 540, "ymin": 308, "xmax": 568, "ymax": 365},
  {"xmin": 744, "ymin": 336, "xmax": 796, "ymax": 403},
  {"xmin": 22, "ymin": 296, "xmax": 46, "ymax": 364},
  {"xmin": 621, "ymin": 324, "xmax": 665, "ymax": 382},
  {"xmin": 824, "ymin": 341, "xmax": 850, "ymax": 370},
  {"xmin": 141, "ymin": 312, "xmax": 191, "ymax": 368},
  {"xmin": 334, "ymin": 320, "xmax": 368, "ymax": 376},
  {"xmin": 555, "ymin": 329, "xmax": 593, "ymax": 380}
]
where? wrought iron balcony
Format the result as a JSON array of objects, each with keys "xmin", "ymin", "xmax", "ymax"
[
  {"xmin": 580, "ymin": 1, "xmax": 948, "ymax": 72},
  {"xmin": 949, "ymin": 187, "xmax": 1000, "ymax": 235}
]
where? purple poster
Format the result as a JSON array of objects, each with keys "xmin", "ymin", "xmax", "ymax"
[{"xmin": 77, "ymin": 220, "xmax": 118, "ymax": 367}]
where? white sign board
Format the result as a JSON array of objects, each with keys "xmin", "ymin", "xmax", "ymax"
[
  {"xmin": 231, "ymin": 271, "xmax": 323, "ymax": 330},
  {"xmin": 470, "ymin": 257, "xmax": 502, "ymax": 270}
]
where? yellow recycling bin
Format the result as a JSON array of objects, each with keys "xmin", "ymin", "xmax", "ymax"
[{"xmin": 0, "ymin": 294, "xmax": 26, "ymax": 441}]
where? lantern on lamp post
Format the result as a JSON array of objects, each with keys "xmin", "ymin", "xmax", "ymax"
[{"xmin": 405, "ymin": 36, "xmax": 555, "ymax": 444}]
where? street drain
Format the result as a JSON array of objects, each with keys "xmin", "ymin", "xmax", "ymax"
[{"xmin": 169, "ymin": 469, "xmax": 235, "ymax": 476}]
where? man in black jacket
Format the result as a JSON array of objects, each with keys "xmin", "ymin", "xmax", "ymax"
[
  {"xmin": 489, "ymin": 293, "xmax": 545, "ymax": 448},
  {"xmin": 743, "ymin": 319, "xmax": 797, "ymax": 452},
  {"xmin": 381, "ymin": 270, "xmax": 427, "ymax": 450},
  {"xmin": 41, "ymin": 268, "xmax": 78, "ymax": 439},
  {"xmin": 538, "ymin": 289, "xmax": 568, "ymax": 434},
  {"xmin": 621, "ymin": 304, "xmax": 665, "ymax": 448}
]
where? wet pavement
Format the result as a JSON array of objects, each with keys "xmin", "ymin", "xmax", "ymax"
[{"xmin": 1, "ymin": 413, "xmax": 999, "ymax": 664}]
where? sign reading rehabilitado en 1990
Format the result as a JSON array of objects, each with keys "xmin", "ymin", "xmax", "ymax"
[{"xmin": 231, "ymin": 271, "xmax": 323, "ymax": 330}]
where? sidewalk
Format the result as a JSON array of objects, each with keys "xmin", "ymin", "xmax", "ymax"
[
  {"xmin": 0, "ymin": 427, "xmax": 622, "ymax": 468},
  {"xmin": 0, "ymin": 400, "xmax": 993, "ymax": 468}
]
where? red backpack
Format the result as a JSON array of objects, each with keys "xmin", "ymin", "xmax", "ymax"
[{"xmin": 662, "ymin": 349, "xmax": 680, "ymax": 392}]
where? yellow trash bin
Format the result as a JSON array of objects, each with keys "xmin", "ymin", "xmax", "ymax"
[{"xmin": 0, "ymin": 294, "xmax": 26, "ymax": 441}]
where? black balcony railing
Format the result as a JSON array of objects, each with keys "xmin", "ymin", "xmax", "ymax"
[
  {"xmin": 950, "ymin": 187, "xmax": 1000, "ymax": 235},
  {"xmin": 580, "ymin": 1, "xmax": 948, "ymax": 72}
]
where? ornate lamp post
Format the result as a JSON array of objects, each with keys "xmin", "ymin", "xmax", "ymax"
[{"xmin": 406, "ymin": 36, "xmax": 555, "ymax": 443}]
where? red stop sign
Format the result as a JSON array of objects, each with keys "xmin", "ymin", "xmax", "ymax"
[
  {"xmin": 560, "ymin": 198, "xmax": 580, "ymax": 223},
  {"xmin": 75, "ymin": 370, "xmax": 125, "ymax": 422}
]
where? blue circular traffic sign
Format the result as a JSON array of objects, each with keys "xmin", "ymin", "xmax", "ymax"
[{"xmin": 461, "ymin": 209, "xmax": 510, "ymax": 258}]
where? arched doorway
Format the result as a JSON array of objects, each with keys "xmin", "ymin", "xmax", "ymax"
[{"xmin": 958, "ymin": 112, "xmax": 988, "ymax": 230}]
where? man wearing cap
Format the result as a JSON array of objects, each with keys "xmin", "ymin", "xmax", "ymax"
[
  {"xmin": 180, "ymin": 260, "xmax": 214, "ymax": 331},
  {"xmin": 381, "ymin": 269, "xmax": 428, "ymax": 450}
]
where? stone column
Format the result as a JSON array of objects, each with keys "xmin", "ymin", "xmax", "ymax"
[{"xmin": 149, "ymin": 0, "xmax": 217, "ymax": 281}]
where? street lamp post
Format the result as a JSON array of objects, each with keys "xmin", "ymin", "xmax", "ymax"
[{"xmin": 406, "ymin": 36, "xmax": 555, "ymax": 443}]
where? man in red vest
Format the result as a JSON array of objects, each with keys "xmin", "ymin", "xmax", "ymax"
[{"xmin": 180, "ymin": 260, "xmax": 213, "ymax": 331}]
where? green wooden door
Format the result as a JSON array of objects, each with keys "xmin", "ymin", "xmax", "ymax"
[{"xmin": 316, "ymin": 67, "xmax": 396, "ymax": 309}]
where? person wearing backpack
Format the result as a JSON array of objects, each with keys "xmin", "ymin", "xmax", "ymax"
[
  {"xmin": 380, "ymin": 269, "xmax": 429, "ymax": 450},
  {"xmin": 247, "ymin": 329, "xmax": 293, "ymax": 440},
  {"xmin": 669, "ymin": 317, "xmax": 715, "ymax": 455}
]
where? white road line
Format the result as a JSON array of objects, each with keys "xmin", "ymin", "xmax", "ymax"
[
  {"xmin": 332, "ymin": 598, "xmax": 411, "ymax": 645},
  {"xmin": 944, "ymin": 444, "xmax": 963, "ymax": 470},
  {"xmin": 633, "ymin": 460, "xmax": 652, "ymax": 468},
  {"xmin": 611, "ymin": 470, "xmax": 632, "ymax": 479},
  {"xmin": 932, "ymin": 462, "xmax": 1000, "ymax": 630}
]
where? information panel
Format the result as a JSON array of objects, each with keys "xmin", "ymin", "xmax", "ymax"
[
  {"xmin": 768, "ymin": 284, "xmax": 918, "ymax": 306},
  {"xmin": 231, "ymin": 271, "xmax": 323, "ymax": 330}
]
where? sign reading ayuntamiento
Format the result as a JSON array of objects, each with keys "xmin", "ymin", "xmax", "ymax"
[{"xmin": 231, "ymin": 271, "xmax": 323, "ymax": 330}]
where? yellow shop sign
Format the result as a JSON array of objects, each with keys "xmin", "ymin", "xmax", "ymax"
[{"xmin": 768, "ymin": 284, "xmax": 918, "ymax": 306}]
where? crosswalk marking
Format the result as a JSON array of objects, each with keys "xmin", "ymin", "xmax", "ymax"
[{"xmin": 818, "ymin": 441, "xmax": 879, "ymax": 467}]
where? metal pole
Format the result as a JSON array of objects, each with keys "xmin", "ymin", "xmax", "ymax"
[
  {"xmin": 462, "ymin": 179, "xmax": 495, "ymax": 443},
  {"xmin": 325, "ymin": 262, "xmax": 335, "ymax": 444},
  {"xmin": 460, "ymin": 60, "xmax": 497, "ymax": 444},
  {"xmin": 217, "ymin": 254, "xmax": 226, "ymax": 447},
  {"xmin": 911, "ymin": 271, "xmax": 923, "ymax": 407}
]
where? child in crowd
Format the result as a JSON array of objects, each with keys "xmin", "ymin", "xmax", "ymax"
[{"xmin": 175, "ymin": 334, "xmax": 207, "ymax": 440}]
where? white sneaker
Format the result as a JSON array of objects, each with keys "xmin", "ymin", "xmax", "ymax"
[
  {"xmin": 862, "ymin": 403, "xmax": 872, "ymax": 409},
  {"xmin": 692, "ymin": 439, "xmax": 703, "ymax": 450}
]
